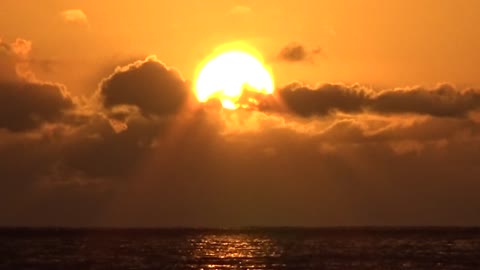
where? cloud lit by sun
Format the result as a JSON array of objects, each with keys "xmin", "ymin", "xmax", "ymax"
[
  {"xmin": 60, "ymin": 9, "xmax": 89, "ymax": 25},
  {"xmin": 194, "ymin": 43, "xmax": 274, "ymax": 110}
]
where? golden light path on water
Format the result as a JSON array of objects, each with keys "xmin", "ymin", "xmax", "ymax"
[{"xmin": 190, "ymin": 233, "xmax": 285, "ymax": 269}]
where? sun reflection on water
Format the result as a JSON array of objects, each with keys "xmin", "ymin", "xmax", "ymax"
[{"xmin": 189, "ymin": 233, "xmax": 285, "ymax": 269}]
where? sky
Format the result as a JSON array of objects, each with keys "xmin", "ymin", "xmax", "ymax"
[{"xmin": 1, "ymin": 0, "xmax": 480, "ymax": 227}]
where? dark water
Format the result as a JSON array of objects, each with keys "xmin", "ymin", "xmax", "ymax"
[{"xmin": 1, "ymin": 228, "xmax": 480, "ymax": 269}]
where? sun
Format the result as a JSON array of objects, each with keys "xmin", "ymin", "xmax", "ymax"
[{"xmin": 194, "ymin": 43, "xmax": 274, "ymax": 109}]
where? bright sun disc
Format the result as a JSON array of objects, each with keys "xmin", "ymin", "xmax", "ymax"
[{"xmin": 194, "ymin": 44, "xmax": 274, "ymax": 109}]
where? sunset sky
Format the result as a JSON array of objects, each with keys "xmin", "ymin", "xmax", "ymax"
[{"xmin": 1, "ymin": 0, "xmax": 480, "ymax": 227}]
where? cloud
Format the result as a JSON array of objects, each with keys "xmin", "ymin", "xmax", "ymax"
[
  {"xmin": 0, "ymin": 44, "xmax": 18, "ymax": 81},
  {"xmin": 0, "ymin": 38, "xmax": 76, "ymax": 132},
  {"xmin": 99, "ymin": 56, "xmax": 190, "ymax": 117},
  {"xmin": 0, "ymin": 81, "xmax": 75, "ymax": 132},
  {"xmin": 61, "ymin": 9, "xmax": 88, "ymax": 25},
  {"xmin": 9, "ymin": 38, "xmax": 31, "ymax": 58},
  {"xmin": 278, "ymin": 43, "xmax": 323, "ymax": 63},
  {"xmin": 2, "ymin": 43, "xmax": 480, "ymax": 226},
  {"xmin": 269, "ymin": 83, "xmax": 480, "ymax": 118},
  {"xmin": 0, "ymin": 38, "xmax": 33, "ymax": 81}
]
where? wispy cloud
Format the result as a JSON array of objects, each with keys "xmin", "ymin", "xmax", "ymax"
[
  {"xmin": 278, "ymin": 43, "xmax": 323, "ymax": 63},
  {"xmin": 61, "ymin": 9, "xmax": 88, "ymax": 25}
]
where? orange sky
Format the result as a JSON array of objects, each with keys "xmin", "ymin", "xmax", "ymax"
[
  {"xmin": 2, "ymin": 0, "xmax": 480, "ymax": 95},
  {"xmin": 3, "ymin": 1, "xmax": 480, "ymax": 227}
]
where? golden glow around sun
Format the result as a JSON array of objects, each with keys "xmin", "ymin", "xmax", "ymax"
[{"xmin": 194, "ymin": 44, "xmax": 274, "ymax": 109}]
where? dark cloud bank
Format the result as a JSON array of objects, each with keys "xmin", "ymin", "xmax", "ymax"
[
  {"xmin": 266, "ymin": 83, "xmax": 480, "ymax": 117},
  {"xmin": 1, "ymin": 38, "xmax": 480, "ymax": 227}
]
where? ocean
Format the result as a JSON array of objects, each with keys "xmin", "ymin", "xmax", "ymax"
[{"xmin": 1, "ymin": 227, "xmax": 479, "ymax": 269}]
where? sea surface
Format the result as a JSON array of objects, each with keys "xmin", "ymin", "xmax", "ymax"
[{"xmin": 1, "ymin": 227, "xmax": 479, "ymax": 269}]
